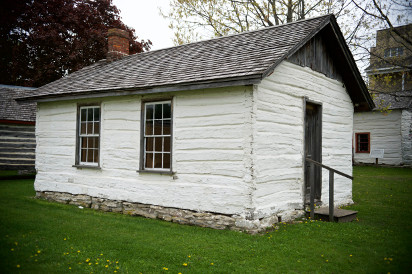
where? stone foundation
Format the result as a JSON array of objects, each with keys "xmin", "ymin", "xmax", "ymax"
[{"xmin": 36, "ymin": 191, "xmax": 296, "ymax": 233}]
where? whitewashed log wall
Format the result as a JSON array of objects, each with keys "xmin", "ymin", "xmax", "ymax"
[
  {"xmin": 0, "ymin": 123, "xmax": 35, "ymax": 170},
  {"xmin": 353, "ymin": 110, "xmax": 402, "ymax": 165},
  {"xmin": 35, "ymin": 86, "xmax": 253, "ymax": 217},
  {"xmin": 253, "ymin": 61, "xmax": 354, "ymax": 218},
  {"xmin": 35, "ymin": 60, "xmax": 355, "ymax": 224}
]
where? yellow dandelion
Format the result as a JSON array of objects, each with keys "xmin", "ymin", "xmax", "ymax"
[
  {"xmin": 100, "ymin": 253, "xmax": 103, "ymax": 256},
  {"xmin": 326, "ymin": 260, "xmax": 328, "ymax": 262},
  {"xmin": 389, "ymin": 258, "xmax": 393, "ymax": 261},
  {"xmin": 163, "ymin": 267, "xmax": 168, "ymax": 270},
  {"xmin": 321, "ymin": 255, "xmax": 324, "ymax": 257},
  {"xmin": 37, "ymin": 250, "xmax": 41, "ymax": 254},
  {"xmin": 183, "ymin": 263, "xmax": 188, "ymax": 266},
  {"xmin": 105, "ymin": 265, "xmax": 109, "ymax": 268},
  {"xmin": 384, "ymin": 257, "xmax": 387, "ymax": 260},
  {"xmin": 89, "ymin": 263, "xmax": 92, "ymax": 265},
  {"xmin": 34, "ymin": 254, "xmax": 38, "ymax": 257},
  {"xmin": 350, "ymin": 254, "xmax": 352, "ymax": 257},
  {"xmin": 116, "ymin": 261, "xmax": 119, "ymax": 264},
  {"xmin": 69, "ymin": 267, "xmax": 71, "ymax": 270},
  {"xmin": 211, "ymin": 263, "xmax": 214, "ymax": 265},
  {"xmin": 17, "ymin": 265, "xmax": 20, "ymax": 268},
  {"xmin": 15, "ymin": 242, "xmax": 18, "ymax": 246},
  {"xmin": 77, "ymin": 250, "xmax": 80, "ymax": 253},
  {"xmin": 11, "ymin": 248, "xmax": 14, "ymax": 251},
  {"xmin": 188, "ymin": 255, "xmax": 191, "ymax": 258},
  {"xmin": 86, "ymin": 258, "xmax": 90, "ymax": 262},
  {"xmin": 116, "ymin": 266, "xmax": 119, "ymax": 270},
  {"xmin": 107, "ymin": 259, "xmax": 110, "ymax": 262},
  {"xmin": 96, "ymin": 262, "xmax": 99, "ymax": 265}
]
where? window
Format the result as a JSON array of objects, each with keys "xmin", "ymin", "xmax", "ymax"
[
  {"xmin": 77, "ymin": 106, "xmax": 100, "ymax": 166},
  {"xmin": 355, "ymin": 132, "xmax": 370, "ymax": 153},
  {"xmin": 384, "ymin": 47, "xmax": 403, "ymax": 58},
  {"xmin": 141, "ymin": 100, "xmax": 172, "ymax": 171}
]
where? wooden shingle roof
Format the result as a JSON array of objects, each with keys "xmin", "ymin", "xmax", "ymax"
[
  {"xmin": 374, "ymin": 91, "xmax": 412, "ymax": 110},
  {"xmin": 18, "ymin": 14, "xmax": 374, "ymax": 110},
  {"xmin": 0, "ymin": 85, "xmax": 36, "ymax": 122}
]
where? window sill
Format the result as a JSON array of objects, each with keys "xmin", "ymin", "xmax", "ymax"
[
  {"xmin": 72, "ymin": 165, "xmax": 101, "ymax": 170},
  {"xmin": 137, "ymin": 169, "xmax": 174, "ymax": 175}
]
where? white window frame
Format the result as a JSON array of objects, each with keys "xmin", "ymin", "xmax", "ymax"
[
  {"xmin": 142, "ymin": 100, "xmax": 172, "ymax": 172},
  {"xmin": 78, "ymin": 106, "xmax": 100, "ymax": 166},
  {"xmin": 384, "ymin": 47, "xmax": 403, "ymax": 58}
]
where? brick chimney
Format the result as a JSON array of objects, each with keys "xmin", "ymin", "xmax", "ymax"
[{"xmin": 107, "ymin": 28, "xmax": 129, "ymax": 62}]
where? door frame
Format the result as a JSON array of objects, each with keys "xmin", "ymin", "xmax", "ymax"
[{"xmin": 303, "ymin": 97, "xmax": 322, "ymax": 204}]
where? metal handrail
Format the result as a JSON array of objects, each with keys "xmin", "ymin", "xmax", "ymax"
[{"xmin": 305, "ymin": 158, "xmax": 353, "ymax": 221}]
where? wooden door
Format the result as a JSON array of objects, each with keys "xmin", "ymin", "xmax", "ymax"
[{"xmin": 304, "ymin": 102, "xmax": 322, "ymax": 204}]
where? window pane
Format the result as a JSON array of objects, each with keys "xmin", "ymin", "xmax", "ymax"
[
  {"xmin": 81, "ymin": 109, "xmax": 87, "ymax": 122},
  {"xmin": 146, "ymin": 137, "xmax": 154, "ymax": 151},
  {"xmin": 88, "ymin": 137, "xmax": 94, "ymax": 149},
  {"xmin": 145, "ymin": 120, "xmax": 153, "ymax": 135},
  {"xmin": 145, "ymin": 153, "xmax": 153, "ymax": 168},
  {"xmin": 154, "ymin": 137, "xmax": 163, "ymax": 152},
  {"xmin": 87, "ymin": 122, "xmax": 93, "ymax": 135},
  {"xmin": 163, "ymin": 120, "xmax": 171, "ymax": 135},
  {"xmin": 155, "ymin": 104, "xmax": 162, "ymax": 119},
  {"xmin": 146, "ymin": 104, "xmax": 154, "ymax": 120},
  {"xmin": 80, "ymin": 122, "xmax": 86, "ymax": 134},
  {"xmin": 94, "ymin": 107, "xmax": 100, "ymax": 121},
  {"xmin": 94, "ymin": 149, "xmax": 99, "ymax": 163},
  {"xmin": 154, "ymin": 120, "xmax": 162, "ymax": 135},
  {"xmin": 87, "ymin": 108, "xmax": 94, "ymax": 121},
  {"xmin": 94, "ymin": 122, "xmax": 100, "ymax": 134},
  {"xmin": 87, "ymin": 149, "xmax": 94, "ymax": 162},
  {"xmin": 81, "ymin": 137, "xmax": 88, "ymax": 148},
  {"xmin": 360, "ymin": 143, "xmax": 368, "ymax": 151},
  {"xmin": 164, "ymin": 137, "xmax": 171, "ymax": 152},
  {"xmin": 154, "ymin": 153, "xmax": 162, "ymax": 168},
  {"xmin": 81, "ymin": 149, "xmax": 87, "ymax": 162},
  {"xmin": 92, "ymin": 137, "xmax": 99, "ymax": 149},
  {"xmin": 163, "ymin": 153, "xmax": 170, "ymax": 169},
  {"xmin": 163, "ymin": 103, "xmax": 171, "ymax": 119}
]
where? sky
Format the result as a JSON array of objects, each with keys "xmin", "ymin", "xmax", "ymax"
[{"xmin": 112, "ymin": 0, "xmax": 175, "ymax": 51}]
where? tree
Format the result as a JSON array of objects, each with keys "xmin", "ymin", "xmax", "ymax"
[
  {"xmin": 0, "ymin": 0, "xmax": 151, "ymax": 87},
  {"xmin": 162, "ymin": 0, "xmax": 351, "ymax": 45},
  {"xmin": 347, "ymin": 0, "xmax": 412, "ymax": 111}
]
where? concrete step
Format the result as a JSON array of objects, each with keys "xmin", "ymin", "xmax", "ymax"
[{"xmin": 314, "ymin": 208, "xmax": 358, "ymax": 223}]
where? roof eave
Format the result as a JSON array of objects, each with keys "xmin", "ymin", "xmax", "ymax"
[
  {"xmin": 18, "ymin": 75, "xmax": 263, "ymax": 103},
  {"xmin": 327, "ymin": 16, "xmax": 375, "ymax": 111}
]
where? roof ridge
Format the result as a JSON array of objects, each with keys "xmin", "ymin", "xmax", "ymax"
[
  {"xmin": 0, "ymin": 84, "xmax": 37, "ymax": 90},
  {"xmin": 134, "ymin": 14, "xmax": 333, "ymax": 56}
]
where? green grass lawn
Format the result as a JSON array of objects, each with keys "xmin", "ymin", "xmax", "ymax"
[{"xmin": 0, "ymin": 166, "xmax": 411, "ymax": 273}]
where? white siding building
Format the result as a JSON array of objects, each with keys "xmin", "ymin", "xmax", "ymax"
[
  {"xmin": 353, "ymin": 92, "xmax": 412, "ymax": 165},
  {"xmin": 20, "ymin": 15, "xmax": 374, "ymax": 232}
]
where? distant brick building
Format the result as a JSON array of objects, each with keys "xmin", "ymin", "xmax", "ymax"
[{"xmin": 366, "ymin": 24, "xmax": 412, "ymax": 94}]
